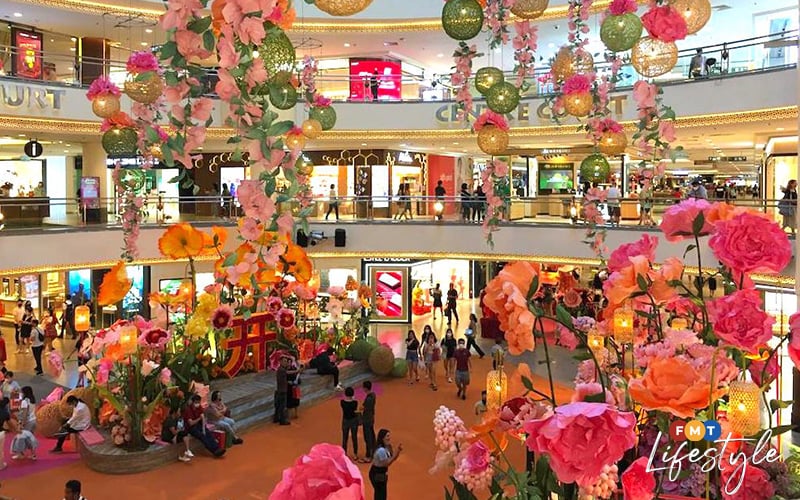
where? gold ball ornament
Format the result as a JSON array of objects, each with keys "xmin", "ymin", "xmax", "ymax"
[
  {"xmin": 124, "ymin": 73, "xmax": 164, "ymax": 105},
  {"xmin": 301, "ymin": 119, "xmax": 323, "ymax": 139},
  {"xmin": 477, "ymin": 125, "xmax": 509, "ymax": 156},
  {"xmin": 511, "ymin": 0, "xmax": 549, "ymax": 19},
  {"xmin": 598, "ymin": 131, "xmax": 628, "ymax": 156},
  {"xmin": 551, "ymin": 47, "xmax": 594, "ymax": 82},
  {"xmin": 631, "ymin": 37, "xmax": 679, "ymax": 78},
  {"xmin": 315, "ymin": 0, "xmax": 373, "ymax": 16},
  {"xmin": 297, "ymin": 162, "xmax": 314, "ymax": 176},
  {"xmin": 563, "ymin": 91, "xmax": 593, "ymax": 117},
  {"xmin": 669, "ymin": 0, "xmax": 712, "ymax": 35},
  {"xmin": 285, "ymin": 133, "xmax": 306, "ymax": 151},
  {"xmin": 91, "ymin": 95, "xmax": 121, "ymax": 118}
]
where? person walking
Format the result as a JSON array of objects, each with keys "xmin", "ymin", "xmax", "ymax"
[
  {"xmin": 11, "ymin": 300, "xmax": 23, "ymax": 354},
  {"xmin": 606, "ymin": 181, "xmax": 621, "ymax": 227},
  {"xmin": 30, "ymin": 319, "xmax": 44, "ymax": 375},
  {"xmin": 472, "ymin": 185, "xmax": 486, "ymax": 222},
  {"xmin": 431, "ymin": 284, "xmax": 443, "ymax": 320},
  {"xmin": 221, "ymin": 183, "xmax": 232, "ymax": 218},
  {"xmin": 441, "ymin": 328, "xmax": 457, "ymax": 384},
  {"xmin": 453, "ymin": 339, "xmax": 472, "ymax": 400},
  {"xmin": 422, "ymin": 334, "xmax": 440, "ymax": 391},
  {"xmin": 459, "ymin": 183, "xmax": 472, "ymax": 221},
  {"xmin": 686, "ymin": 180, "xmax": 707, "ymax": 200},
  {"xmin": 445, "ymin": 283, "xmax": 459, "ymax": 326},
  {"xmin": 638, "ymin": 185, "xmax": 654, "ymax": 226},
  {"xmin": 369, "ymin": 429, "xmax": 402, "ymax": 500},
  {"xmin": 393, "ymin": 184, "xmax": 406, "ymax": 221},
  {"xmin": 465, "ymin": 313, "xmax": 485, "ymax": 358},
  {"xmin": 779, "ymin": 179, "xmax": 797, "ymax": 234},
  {"xmin": 689, "ymin": 48, "xmax": 705, "ymax": 78},
  {"xmin": 19, "ymin": 302, "xmax": 34, "ymax": 354},
  {"xmin": 340, "ymin": 386, "xmax": 360, "ymax": 461},
  {"xmin": 361, "ymin": 381, "xmax": 376, "ymax": 463},
  {"xmin": 325, "ymin": 183, "xmax": 339, "ymax": 222},
  {"xmin": 434, "ymin": 180, "xmax": 446, "ymax": 221},
  {"xmin": 404, "ymin": 330, "xmax": 420, "ymax": 384},
  {"xmin": 43, "ymin": 306, "xmax": 58, "ymax": 351},
  {"xmin": 401, "ymin": 183, "xmax": 413, "ymax": 220}
]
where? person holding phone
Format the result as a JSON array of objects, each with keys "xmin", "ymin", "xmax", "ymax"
[{"xmin": 369, "ymin": 428, "xmax": 402, "ymax": 500}]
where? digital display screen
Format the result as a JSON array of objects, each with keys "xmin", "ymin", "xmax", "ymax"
[
  {"xmin": 374, "ymin": 270, "xmax": 404, "ymax": 318},
  {"xmin": 539, "ymin": 170, "xmax": 573, "ymax": 191},
  {"xmin": 122, "ymin": 265, "xmax": 144, "ymax": 313},
  {"xmin": 67, "ymin": 269, "xmax": 91, "ymax": 304},
  {"xmin": 349, "ymin": 59, "xmax": 402, "ymax": 101},
  {"xmin": 13, "ymin": 29, "xmax": 42, "ymax": 79}
]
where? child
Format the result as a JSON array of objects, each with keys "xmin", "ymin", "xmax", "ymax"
[
  {"xmin": 491, "ymin": 339, "xmax": 505, "ymax": 370},
  {"xmin": 8, "ymin": 413, "xmax": 37, "ymax": 460},
  {"xmin": 162, "ymin": 407, "xmax": 192, "ymax": 463}
]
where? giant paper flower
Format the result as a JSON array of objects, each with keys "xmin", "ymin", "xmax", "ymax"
[
  {"xmin": 482, "ymin": 262, "xmax": 541, "ymax": 355},
  {"xmin": 524, "ymin": 402, "xmax": 636, "ymax": 487},
  {"xmin": 660, "ymin": 198, "xmax": 714, "ymax": 242},
  {"xmin": 281, "ymin": 242, "xmax": 314, "ymax": 284},
  {"xmin": 98, "ymin": 261, "xmax": 133, "ymax": 306},
  {"xmin": 159, "ymin": 223, "xmax": 205, "ymax": 259},
  {"xmin": 641, "ymin": 5, "xmax": 688, "ymax": 43},
  {"xmin": 628, "ymin": 357, "xmax": 725, "ymax": 418},
  {"xmin": 709, "ymin": 211, "xmax": 792, "ymax": 274},
  {"xmin": 269, "ymin": 443, "xmax": 365, "ymax": 500},
  {"xmin": 621, "ymin": 457, "xmax": 656, "ymax": 500},
  {"xmin": 607, "ymin": 234, "xmax": 658, "ymax": 273},
  {"xmin": 708, "ymin": 289, "xmax": 774, "ymax": 354}
]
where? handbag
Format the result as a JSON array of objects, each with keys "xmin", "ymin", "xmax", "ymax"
[
  {"xmin": 465, "ymin": 328, "xmax": 473, "ymax": 337},
  {"xmin": 292, "ymin": 386, "xmax": 301, "ymax": 399}
]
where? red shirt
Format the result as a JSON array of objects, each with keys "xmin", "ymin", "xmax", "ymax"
[
  {"xmin": 453, "ymin": 348, "xmax": 471, "ymax": 371},
  {"xmin": 183, "ymin": 404, "xmax": 203, "ymax": 427}
]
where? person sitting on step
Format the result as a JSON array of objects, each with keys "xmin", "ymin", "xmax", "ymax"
[
  {"xmin": 183, "ymin": 394, "xmax": 225, "ymax": 458},
  {"xmin": 205, "ymin": 391, "xmax": 243, "ymax": 446},
  {"xmin": 310, "ymin": 347, "xmax": 343, "ymax": 391},
  {"xmin": 51, "ymin": 396, "xmax": 90, "ymax": 453}
]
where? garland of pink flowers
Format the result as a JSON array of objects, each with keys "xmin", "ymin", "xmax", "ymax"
[
  {"xmin": 473, "ymin": 111, "xmax": 511, "ymax": 245},
  {"xmin": 112, "ymin": 164, "xmax": 145, "ymax": 261},
  {"xmin": 483, "ymin": 0, "xmax": 514, "ymax": 49},
  {"xmin": 451, "ymin": 42, "xmax": 480, "ymax": 124},
  {"xmin": 511, "ymin": 20, "xmax": 538, "ymax": 87}
]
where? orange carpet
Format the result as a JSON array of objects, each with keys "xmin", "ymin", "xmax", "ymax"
[{"xmin": 1, "ymin": 357, "xmax": 571, "ymax": 500}]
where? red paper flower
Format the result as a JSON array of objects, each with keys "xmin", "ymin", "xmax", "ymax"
[
  {"xmin": 473, "ymin": 110, "xmax": 509, "ymax": 132},
  {"xmin": 641, "ymin": 6, "xmax": 688, "ymax": 43},
  {"xmin": 562, "ymin": 73, "xmax": 592, "ymax": 95},
  {"xmin": 609, "ymin": 0, "xmax": 637, "ymax": 16}
]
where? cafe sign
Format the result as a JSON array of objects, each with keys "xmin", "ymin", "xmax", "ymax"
[{"xmin": 435, "ymin": 95, "xmax": 628, "ymax": 126}]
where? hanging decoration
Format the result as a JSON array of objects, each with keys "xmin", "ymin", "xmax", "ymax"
[
  {"xmin": 112, "ymin": 163, "xmax": 146, "ymax": 261},
  {"xmin": 474, "ymin": 111, "xmax": 509, "ymax": 155},
  {"xmin": 475, "ymin": 67, "xmax": 505, "ymax": 95},
  {"xmin": 641, "ymin": 3, "xmax": 688, "ymax": 43},
  {"xmin": 510, "ymin": 0, "xmax": 549, "ymax": 19},
  {"xmin": 285, "ymin": 126, "xmax": 307, "ymax": 152},
  {"xmin": 123, "ymin": 52, "xmax": 164, "ymax": 105},
  {"xmin": 260, "ymin": 26, "xmax": 297, "ymax": 76},
  {"xmin": 485, "ymin": 81, "xmax": 521, "ymax": 114},
  {"xmin": 551, "ymin": 46, "xmax": 594, "ymax": 82},
  {"xmin": 479, "ymin": 157, "xmax": 511, "ymax": 246},
  {"xmin": 101, "ymin": 125, "xmax": 138, "ymax": 157},
  {"xmin": 511, "ymin": 20, "xmax": 538, "ymax": 87},
  {"xmin": 442, "ymin": 0, "xmax": 485, "ymax": 41},
  {"xmin": 269, "ymin": 83, "xmax": 299, "ymax": 110},
  {"xmin": 451, "ymin": 42, "xmax": 481, "ymax": 124},
  {"xmin": 727, "ymin": 380, "xmax": 762, "ymax": 436},
  {"xmin": 313, "ymin": 0, "xmax": 373, "ymax": 16},
  {"xmin": 631, "ymin": 36, "xmax": 678, "ymax": 78},
  {"xmin": 301, "ymin": 119, "xmax": 323, "ymax": 139},
  {"xmin": 561, "ymin": 74, "xmax": 593, "ymax": 117},
  {"xmin": 600, "ymin": 0, "xmax": 642, "ymax": 52},
  {"xmin": 87, "ymin": 76, "xmax": 122, "ymax": 119},
  {"xmin": 669, "ymin": 0, "xmax": 711, "ymax": 35},
  {"xmin": 483, "ymin": 0, "xmax": 515, "ymax": 49},
  {"xmin": 309, "ymin": 96, "xmax": 338, "ymax": 130},
  {"xmin": 580, "ymin": 154, "xmax": 611, "ymax": 184}
]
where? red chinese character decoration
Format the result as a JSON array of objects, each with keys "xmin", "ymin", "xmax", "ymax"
[{"xmin": 221, "ymin": 312, "xmax": 276, "ymax": 377}]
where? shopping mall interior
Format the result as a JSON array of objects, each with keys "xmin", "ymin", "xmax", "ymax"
[{"xmin": 0, "ymin": 0, "xmax": 798, "ymax": 498}]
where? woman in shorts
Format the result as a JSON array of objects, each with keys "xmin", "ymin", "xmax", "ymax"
[{"xmin": 404, "ymin": 330, "xmax": 420, "ymax": 384}]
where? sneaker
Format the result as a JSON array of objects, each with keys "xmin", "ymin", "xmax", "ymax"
[
  {"xmin": 185, "ymin": 450, "xmax": 195, "ymax": 458},
  {"xmin": 334, "ymin": 384, "xmax": 344, "ymax": 391},
  {"xmin": 232, "ymin": 438, "xmax": 243, "ymax": 445},
  {"xmin": 178, "ymin": 454, "xmax": 191, "ymax": 463},
  {"xmin": 213, "ymin": 449, "xmax": 226, "ymax": 458},
  {"xmin": 447, "ymin": 378, "xmax": 453, "ymax": 383}
]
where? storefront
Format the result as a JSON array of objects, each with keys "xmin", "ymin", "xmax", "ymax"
[{"xmin": 764, "ymin": 136, "xmax": 796, "ymax": 215}]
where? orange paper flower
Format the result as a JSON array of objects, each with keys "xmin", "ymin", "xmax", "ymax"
[
  {"xmin": 159, "ymin": 223, "xmax": 205, "ymax": 259},
  {"xmin": 211, "ymin": 0, "xmax": 226, "ymax": 36},
  {"xmin": 201, "ymin": 225, "xmax": 228, "ymax": 256},
  {"xmin": 281, "ymin": 242, "xmax": 313, "ymax": 283},
  {"xmin": 98, "ymin": 261, "xmax": 132, "ymax": 306}
]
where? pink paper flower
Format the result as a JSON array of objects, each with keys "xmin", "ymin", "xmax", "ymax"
[
  {"xmin": 570, "ymin": 383, "xmax": 615, "ymax": 405},
  {"xmin": 632, "ymin": 80, "xmax": 658, "ymax": 110},
  {"xmin": 524, "ymin": 402, "xmax": 636, "ymax": 487},
  {"xmin": 787, "ymin": 313, "xmax": 800, "ymax": 371},
  {"xmin": 708, "ymin": 289, "xmax": 774, "ymax": 354},
  {"xmin": 658, "ymin": 120, "xmax": 677, "ymax": 142},
  {"xmin": 562, "ymin": 73, "xmax": 592, "ymax": 95},
  {"xmin": 748, "ymin": 354, "xmax": 778, "ymax": 387},
  {"xmin": 454, "ymin": 441, "xmax": 494, "ymax": 491},
  {"xmin": 126, "ymin": 51, "xmax": 160, "ymax": 74},
  {"xmin": 641, "ymin": 5, "xmax": 688, "ymax": 42},
  {"xmin": 138, "ymin": 327, "xmax": 171, "ymax": 350},
  {"xmin": 159, "ymin": 367, "xmax": 172, "ymax": 385},
  {"xmin": 709, "ymin": 211, "xmax": 792, "ymax": 274},
  {"xmin": 659, "ymin": 198, "xmax": 713, "ymax": 242},
  {"xmin": 211, "ymin": 305, "xmax": 234, "ymax": 330},
  {"xmin": 607, "ymin": 233, "xmax": 658, "ymax": 273},
  {"xmin": 160, "ymin": 0, "xmax": 203, "ymax": 31},
  {"xmin": 86, "ymin": 76, "xmax": 121, "ymax": 100},
  {"xmin": 621, "ymin": 457, "xmax": 656, "ymax": 500},
  {"xmin": 313, "ymin": 95, "xmax": 332, "ymax": 107},
  {"xmin": 719, "ymin": 462, "xmax": 774, "ymax": 500},
  {"xmin": 609, "ymin": 0, "xmax": 637, "ymax": 15},
  {"xmin": 473, "ymin": 110, "xmax": 509, "ymax": 132},
  {"xmin": 269, "ymin": 443, "xmax": 365, "ymax": 500},
  {"xmin": 191, "ymin": 98, "xmax": 214, "ymax": 122}
]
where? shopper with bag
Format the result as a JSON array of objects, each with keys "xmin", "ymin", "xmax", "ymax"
[
  {"xmin": 369, "ymin": 429, "xmax": 402, "ymax": 500},
  {"xmin": 464, "ymin": 313, "xmax": 485, "ymax": 358}
]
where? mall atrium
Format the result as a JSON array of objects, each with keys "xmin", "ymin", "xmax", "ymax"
[{"xmin": 0, "ymin": 0, "xmax": 797, "ymax": 498}]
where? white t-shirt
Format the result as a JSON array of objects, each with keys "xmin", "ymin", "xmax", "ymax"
[
  {"xmin": 606, "ymin": 187, "xmax": 621, "ymax": 206},
  {"xmin": 20, "ymin": 398, "xmax": 36, "ymax": 426},
  {"xmin": 30, "ymin": 327, "xmax": 44, "ymax": 347},
  {"xmin": 1, "ymin": 380, "xmax": 20, "ymax": 398},
  {"xmin": 12, "ymin": 306, "xmax": 24, "ymax": 324},
  {"xmin": 66, "ymin": 402, "xmax": 91, "ymax": 431}
]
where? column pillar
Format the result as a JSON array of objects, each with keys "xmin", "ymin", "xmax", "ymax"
[
  {"xmin": 81, "ymin": 140, "xmax": 109, "ymax": 220},
  {"xmin": 792, "ymin": 0, "xmax": 800, "ymax": 441}
]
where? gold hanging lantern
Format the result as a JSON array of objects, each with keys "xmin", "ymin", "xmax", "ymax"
[
  {"xmin": 91, "ymin": 95, "xmax": 121, "ymax": 118},
  {"xmin": 598, "ymin": 131, "xmax": 628, "ymax": 156},
  {"xmin": 74, "ymin": 305, "xmax": 91, "ymax": 332},
  {"xmin": 119, "ymin": 324, "xmax": 139, "ymax": 355},
  {"xmin": 285, "ymin": 133, "xmax": 306, "ymax": 151},
  {"xmin": 564, "ymin": 91, "xmax": 593, "ymax": 117},
  {"xmin": 477, "ymin": 125, "xmax": 509, "ymax": 156},
  {"xmin": 301, "ymin": 119, "xmax": 323, "ymax": 139},
  {"xmin": 631, "ymin": 37, "xmax": 679, "ymax": 78},
  {"xmin": 297, "ymin": 162, "xmax": 314, "ymax": 176},
  {"xmin": 485, "ymin": 369, "xmax": 507, "ymax": 412},
  {"xmin": 124, "ymin": 72, "xmax": 164, "ymax": 105},
  {"xmin": 551, "ymin": 47, "xmax": 594, "ymax": 82},
  {"xmin": 510, "ymin": 0, "xmax": 549, "ymax": 19},
  {"xmin": 315, "ymin": 0, "xmax": 373, "ymax": 16},
  {"xmin": 613, "ymin": 306, "xmax": 634, "ymax": 344},
  {"xmin": 728, "ymin": 380, "xmax": 762, "ymax": 436},
  {"xmin": 669, "ymin": 0, "xmax": 711, "ymax": 35},
  {"xmin": 587, "ymin": 329, "xmax": 605, "ymax": 353}
]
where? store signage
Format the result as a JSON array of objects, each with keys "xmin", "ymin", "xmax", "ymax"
[
  {"xmin": 708, "ymin": 156, "xmax": 747, "ymax": 162},
  {"xmin": 362, "ymin": 258, "xmax": 414, "ymax": 263},
  {"xmin": 0, "ymin": 83, "xmax": 65, "ymax": 111},
  {"xmin": 434, "ymin": 95, "xmax": 627, "ymax": 125},
  {"xmin": 23, "ymin": 140, "xmax": 42, "ymax": 158},
  {"xmin": 397, "ymin": 151, "xmax": 413, "ymax": 163}
]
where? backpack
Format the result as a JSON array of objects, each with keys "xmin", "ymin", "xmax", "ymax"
[{"xmin": 36, "ymin": 327, "xmax": 44, "ymax": 343}]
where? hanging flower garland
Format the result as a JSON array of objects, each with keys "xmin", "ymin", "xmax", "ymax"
[
  {"xmin": 631, "ymin": 80, "xmax": 680, "ymax": 186},
  {"xmin": 483, "ymin": 0, "xmax": 514, "ymax": 49},
  {"xmin": 112, "ymin": 163, "xmax": 146, "ymax": 261},
  {"xmin": 479, "ymin": 158, "xmax": 510, "ymax": 246},
  {"xmin": 511, "ymin": 20, "xmax": 538, "ymax": 87},
  {"xmin": 451, "ymin": 42, "xmax": 481, "ymax": 124}
]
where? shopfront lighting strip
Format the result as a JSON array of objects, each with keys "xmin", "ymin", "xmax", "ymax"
[
  {"xmin": 14, "ymin": 0, "xmax": 649, "ymax": 32},
  {"xmin": 4, "ymin": 107, "xmax": 797, "ymax": 139}
]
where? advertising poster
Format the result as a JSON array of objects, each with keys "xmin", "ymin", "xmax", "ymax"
[
  {"xmin": 80, "ymin": 177, "xmax": 100, "ymax": 209},
  {"xmin": 19, "ymin": 275, "xmax": 39, "ymax": 300},
  {"xmin": 369, "ymin": 267, "xmax": 409, "ymax": 323},
  {"xmin": 349, "ymin": 59, "xmax": 402, "ymax": 101},
  {"xmin": 12, "ymin": 29, "xmax": 43, "ymax": 79},
  {"xmin": 122, "ymin": 265, "xmax": 144, "ymax": 314},
  {"xmin": 67, "ymin": 269, "xmax": 91, "ymax": 304}
]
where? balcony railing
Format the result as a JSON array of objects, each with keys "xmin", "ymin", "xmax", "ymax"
[
  {"xmin": 0, "ymin": 194, "xmax": 794, "ymax": 237},
  {"xmin": 0, "ymin": 30, "xmax": 796, "ymax": 104}
]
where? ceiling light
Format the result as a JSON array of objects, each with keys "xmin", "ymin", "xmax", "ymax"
[
  {"xmin": 361, "ymin": 143, "xmax": 367, "ymax": 146},
  {"xmin": 140, "ymin": 42, "xmax": 148, "ymax": 47},
  {"xmin": 452, "ymin": 142, "xmax": 459, "ymax": 145},
  {"xmin": 71, "ymin": 37, "xmax": 77, "ymax": 42},
  {"xmin": 12, "ymin": 13, "xmax": 23, "ymax": 18},
  {"xmin": 63, "ymin": 150, "xmax": 69, "ymax": 153},
  {"xmin": 343, "ymin": 43, "xmax": 351, "ymax": 47},
  {"xmin": 70, "ymin": 47, "xmax": 76, "ymax": 52},
  {"xmin": 50, "ymin": 39, "xmax": 54, "ymax": 43},
  {"xmin": 399, "ymin": 143, "xmax": 407, "ymax": 147},
  {"xmin": 756, "ymin": 143, "xmax": 765, "ymax": 149},
  {"xmin": 440, "ymin": 147, "xmax": 445, "ymax": 150},
  {"xmin": 776, "ymin": 127, "xmax": 785, "ymax": 131},
  {"xmin": 437, "ymin": 53, "xmax": 444, "ymax": 58},
  {"xmin": 145, "ymin": 28, "xmax": 153, "ymax": 34}
]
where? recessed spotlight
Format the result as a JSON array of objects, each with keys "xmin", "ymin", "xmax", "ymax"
[
  {"xmin": 140, "ymin": 42, "xmax": 148, "ymax": 47},
  {"xmin": 437, "ymin": 53, "xmax": 444, "ymax": 58},
  {"xmin": 252, "ymin": 50, "xmax": 260, "ymax": 58},
  {"xmin": 50, "ymin": 39, "xmax": 54, "ymax": 43},
  {"xmin": 66, "ymin": 144, "xmax": 71, "ymax": 147},
  {"xmin": 343, "ymin": 42, "xmax": 351, "ymax": 47},
  {"xmin": 70, "ymin": 37, "xmax": 77, "ymax": 42},
  {"xmin": 361, "ymin": 143, "xmax": 367, "ymax": 146},
  {"xmin": 399, "ymin": 143, "xmax": 407, "ymax": 147},
  {"xmin": 452, "ymin": 142, "xmax": 459, "ymax": 145},
  {"xmin": 63, "ymin": 150, "xmax": 69, "ymax": 153},
  {"xmin": 70, "ymin": 47, "xmax": 76, "ymax": 52},
  {"xmin": 12, "ymin": 12, "xmax": 23, "ymax": 18},
  {"xmin": 776, "ymin": 127, "xmax": 785, "ymax": 131},
  {"xmin": 548, "ymin": 42, "xmax": 555, "ymax": 48},
  {"xmin": 440, "ymin": 147, "xmax": 445, "ymax": 150},
  {"xmin": 17, "ymin": 134, "xmax": 25, "ymax": 137},
  {"xmin": 145, "ymin": 28, "xmax": 153, "ymax": 34}
]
